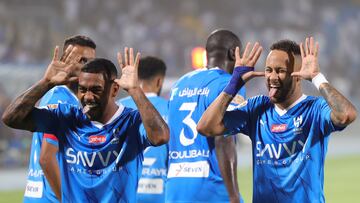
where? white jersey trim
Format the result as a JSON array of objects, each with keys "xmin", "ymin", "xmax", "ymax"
[
  {"xmin": 91, "ymin": 104, "xmax": 125, "ymax": 128},
  {"xmin": 274, "ymin": 94, "xmax": 307, "ymax": 116}
]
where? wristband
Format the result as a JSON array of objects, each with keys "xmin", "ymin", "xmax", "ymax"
[
  {"xmin": 223, "ymin": 66, "xmax": 254, "ymax": 96},
  {"xmin": 312, "ymin": 73, "xmax": 328, "ymax": 90}
]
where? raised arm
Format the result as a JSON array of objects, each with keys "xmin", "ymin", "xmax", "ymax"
[
  {"xmin": 291, "ymin": 37, "xmax": 357, "ymax": 127},
  {"xmin": 2, "ymin": 45, "xmax": 82, "ymax": 131},
  {"xmin": 197, "ymin": 42, "xmax": 264, "ymax": 137},
  {"xmin": 115, "ymin": 48, "xmax": 169, "ymax": 146}
]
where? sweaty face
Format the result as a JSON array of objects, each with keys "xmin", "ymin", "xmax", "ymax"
[
  {"xmin": 78, "ymin": 72, "xmax": 110, "ymax": 121},
  {"xmin": 265, "ymin": 50, "xmax": 296, "ymax": 104}
]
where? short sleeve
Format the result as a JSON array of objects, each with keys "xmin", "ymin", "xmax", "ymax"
[
  {"xmin": 223, "ymin": 103, "xmax": 250, "ymax": 135},
  {"xmin": 31, "ymin": 106, "xmax": 61, "ymax": 134},
  {"xmin": 129, "ymin": 110, "xmax": 152, "ymax": 149},
  {"xmin": 223, "ymin": 96, "xmax": 262, "ymax": 136},
  {"xmin": 43, "ymin": 133, "xmax": 59, "ymax": 147}
]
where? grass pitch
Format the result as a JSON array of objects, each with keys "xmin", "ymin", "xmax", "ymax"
[{"xmin": 0, "ymin": 155, "xmax": 359, "ymax": 203}]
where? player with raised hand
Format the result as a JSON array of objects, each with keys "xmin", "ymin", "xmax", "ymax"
[
  {"xmin": 2, "ymin": 47, "xmax": 169, "ymax": 202},
  {"xmin": 166, "ymin": 29, "xmax": 251, "ymax": 203},
  {"xmin": 197, "ymin": 37, "xmax": 357, "ymax": 202},
  {"xmin": 28, "ymin": 35, "xmax": 96, "ymax": 203},
  {"xmin": 118, "ymin": 56, "xmax": 168, "ymax": 203}
]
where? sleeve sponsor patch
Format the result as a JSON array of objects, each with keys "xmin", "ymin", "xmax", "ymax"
[
  {"xmin": 46, "ymin": 104, "xmax": 59, "ymax": 109},
  {"xmin": 231, "ymin": 95, "xmax": 245, "ymax": 105}
]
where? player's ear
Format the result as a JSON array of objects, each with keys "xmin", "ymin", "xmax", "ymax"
[
  {"xmin": 228, "ymin": 48, "xmax": 236, "ymax": 61},
  {"xmin": 111, "ymin": 81, "xmax": 120, "ymax": 97},
  {"xmin": 156, "ymin": 76, "xmax": 164, "ymax": 89}
]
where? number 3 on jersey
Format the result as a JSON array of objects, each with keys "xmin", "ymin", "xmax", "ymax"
[{"xmin": 179, "ymin": 102, "xmax": 197, "ymax": 146}]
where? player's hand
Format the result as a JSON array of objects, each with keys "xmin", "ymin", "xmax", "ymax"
[
  {"xmin": 234, "ymin": 42, "xmax": 264, "ymax": 82},
  {"xmin": 43, "ymin": 45, "xmax": 82, "ymax": 86},
  {"xmin": 115, "ymin": 47, "xmax": 141, "ymax": 92},
  {"xmin": 291, "ymin": 37, "xmax": 320, "ymax": 81}
]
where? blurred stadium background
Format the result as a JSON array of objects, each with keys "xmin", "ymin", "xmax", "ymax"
[{"xmin": 0, "ymin": 0, "xmax": 359, "ymax": 202}]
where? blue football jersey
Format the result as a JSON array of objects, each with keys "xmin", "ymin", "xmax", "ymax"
[
  {"xmin": 166, "ymin": 68, "xmax": 245, "ymax": 203},
  {"xmin": 24, "ymin": 86, "xmax": 78, "ymax": 203},
  {"xmin": 31, "ymin": 103, "xmax": 151, "ymax": 203},
  {"xmin": 118, "ymin": 93, "xmax": 168, "ymax": 203},
  {"xmin": 223, "ymin": 95, "xmax": 345, "ymax": 203}
]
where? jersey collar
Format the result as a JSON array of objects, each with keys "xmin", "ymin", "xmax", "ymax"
[
  {"xmin": 91, "ymin": 104, "xmax": 125, "ymax": 128},
  {"xmin": 274, "ymin": 94, "xmax": 307, "ymax": 116}
]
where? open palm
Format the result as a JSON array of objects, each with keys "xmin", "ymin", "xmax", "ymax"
[
  {"xmin": 43, "ymin": 46, "xmax": 82, "ymax": 85},
  {"xmin": 115, "ymin": 47, "xmax": 141, "ymax": 91},
  {"xmin": 291, "ymin": 37, "xmax": 320, "ymax": 81},
  {"xmin": 234, "ymin": 42, "xmax": 265, "ymax": 82}
]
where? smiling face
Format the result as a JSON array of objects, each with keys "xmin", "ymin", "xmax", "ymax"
[
  {"xmin": 265, "ymin": 50, "xmax": 299, "ymax": 104},
  {"xmin": 78, "ymin": 72, "xmax": 111, "ymax": 121}
]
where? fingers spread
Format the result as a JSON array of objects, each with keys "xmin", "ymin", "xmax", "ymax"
[
  {"xmin": 251, "ymin": 71, "xmax": 265, "ymax": 77},
  {"xmin": 300, "ymin": 42, "xmax": 305, "ymax": 58},
  {"xmin": 60, "ymin": 45, "xmax": 73, "ymax": 62},
  {"xmin": 117, "ymin": 52, "xmax": 124, "ymax": 69},
  {"xmin": 251, "ymin": 45, "xmax": 262, "ymax": 65},
  {"xmin": 305, "ymin": 37, "xmax": 310, "ymax": 55},
  {"xmin": 242, "ymin": 42, "xmax": 251, "ymax": 59},
  {"xmin": 124, "ymin": 47, "xmax": 129, "ymax": 65},
  {"xmin": 235, "ymin": 46, "xmax": 241, "ymax": 62},
  {"xmin": 309, "ymin": 37, "xmax": 314, "ymax": 55},
  {"xmin": 53, "ymin": 46, "xmax": 60, "ymax": 62},
  {"xmin": 129, "ymin": 48, "xmax": 134, "ymax": 66},
  {"xmin": 291, "ymin": 72, "xmax": 302, "ymax": 77},
  {"xmin": 65, "ymin": 47, "xmax": 79, "ymax": 64},
  {"xmin": 249, "ymin": 42, "xmax": 259, "ymax": 59},
  {"xmin": 134, "ymin": 52, "xmax": 141, "ymax": 71},
  {"xmin": 314, "ymin": 42, "xmax": 319, "ymax": 57}
]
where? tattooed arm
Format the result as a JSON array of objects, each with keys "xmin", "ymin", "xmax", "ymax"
[
  {"xmin": 115, "ymin": 48, "xmax": 169, "ymax": 145},
  {"xmin": 198, "ymin": 43, "xmax": 264, "ymax": 137},
  {"xmin": 129, "ymin": 87, "xmax": 169, "ymax": 145},
  {"xmin": 2, "ymin": 46, "xmax": 82, "ymax": 131},
  {"xmin": 319, "ymin": 83, "xmax": 357, "ymax": 127},
  {"xmin": 2, "ymin": 80, "xmax": 54, "ymax": 131},
  {"xmin": 292, "ymin": 37, "xmax": 357, "ymax": 127}
]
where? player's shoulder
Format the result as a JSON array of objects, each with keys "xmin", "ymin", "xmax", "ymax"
[
  {"xmin": 232, "ymin": 95, "xmax": 271, "ymax": 110},
  {"xmin": 177, "ymin": 68, "xmax": 229, "ymax": 83},
  {"xmin": 117, "ymin": 96, "xmax": 134, "ymax": 107},
  {"xmin": 40, "ymin": 85, "xmax": 77, "ymax": 106},
  {"xmin": 247, "ymin": 95, "xmax": 271, "ymax": 104},
  {"xmin": 302, "ymin": 95, "xmax": 327, "ymax": 107}
]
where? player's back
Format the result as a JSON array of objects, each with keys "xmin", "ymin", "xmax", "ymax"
[
  {"xmin": 166, "ymin": 68, "xmax": 233, "ymax": 203},
  {"xmin": 118, "ymin": 94, "xmax": 168, "ymax": 203},
  {"xmin": 24, "ymin": 85, "xmax": 78, "ymax": 203}
]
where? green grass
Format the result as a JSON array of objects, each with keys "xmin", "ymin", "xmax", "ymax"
[
  {"xmin": 238, "ymin": 155, "xmax": 360, "ymax": 203},
  {"xmin": 0, "ymin": 155, "xmax": 359, "ymax": 203},
  {"xmin": 0, "ymin": 190, "xmax": 23, "ymax": 203}
]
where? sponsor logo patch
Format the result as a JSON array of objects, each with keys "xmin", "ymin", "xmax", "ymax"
[
  {"xmin": 167, "ymin": 161, "xmax": 209, "ymax": 178},
  {"xmin": 137, "ymin": 178, "xmax": 164, "ymax": 194},
  {"xmin": 89, "ymin": 135, "xmax": 106, "ymax": 144},
  {"xmin": 24, "ymin": 181, "xmax": 43, "ymax": 198},
  {"xmin": 271, "ymin": 124, "xmax": 287, "ymax": 132}
]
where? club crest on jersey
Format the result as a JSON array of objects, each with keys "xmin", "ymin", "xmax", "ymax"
[
  {"xmin": 293, "ymin": 115, "xmax": 303, "ymax": 128},
  {"xmin": 271, "ymin": 124, "xmax": 287, "ymax": 132},
  {"xmin": 89, "ymin": 135, "xmax": 106, "ymax": 144}
]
